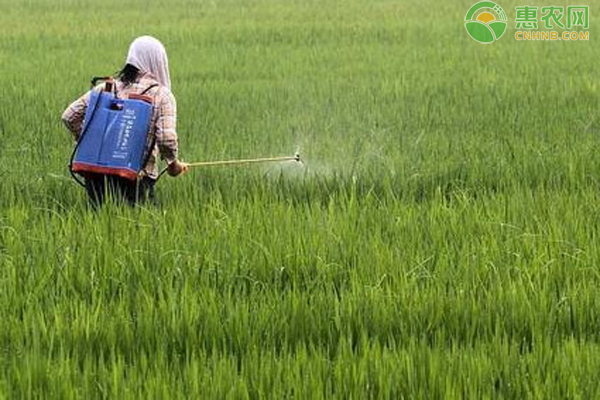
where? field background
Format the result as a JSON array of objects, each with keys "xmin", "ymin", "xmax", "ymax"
[{"xmin": 0, "ymin": 0, "xmax": 599, "ymax": 397}]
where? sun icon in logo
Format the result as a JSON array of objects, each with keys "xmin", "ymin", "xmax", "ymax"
[
  {"xmin": 477, "ymin": 12, "xmax": 496, "ymax": 24},
  {"xmin": 465, "ymin": 2, "xmax": 508, "ymax": 44}
]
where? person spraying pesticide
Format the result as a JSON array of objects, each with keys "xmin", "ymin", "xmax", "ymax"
[{"xmin": 62, "ymin": 35, "xmax": 188, "ymax": 207}]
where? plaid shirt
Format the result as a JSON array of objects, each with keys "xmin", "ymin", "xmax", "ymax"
[{"xmin": 62, "ymin": 73, "xmax": 178, "ymax": 179}]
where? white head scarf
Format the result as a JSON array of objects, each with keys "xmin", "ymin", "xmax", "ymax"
[{"xmin": 125, "ymin": 36, "xmax": 171, "ymax": 90}]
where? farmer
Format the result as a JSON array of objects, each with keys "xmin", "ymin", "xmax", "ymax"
[{"xmin": 62, "ymin": 35, "xmax": 188, "ymax": 206}]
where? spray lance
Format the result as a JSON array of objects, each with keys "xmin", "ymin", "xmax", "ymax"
[{"xmin": 157, "ymin": 151, "xmax": 302, "ymax": 179}]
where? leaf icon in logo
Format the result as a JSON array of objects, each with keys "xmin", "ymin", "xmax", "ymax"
[
  {"xmin": 465, "ymin": 21, "xmax": 495, "ymax": 44},
  {"xmin": 488, "ymin": 21, "xmax": 507, "ymax": 40}
]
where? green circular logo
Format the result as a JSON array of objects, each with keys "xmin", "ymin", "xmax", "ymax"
[{"xmin": 465, "ymin": 2, "xmax": 508, "ymax": 44}]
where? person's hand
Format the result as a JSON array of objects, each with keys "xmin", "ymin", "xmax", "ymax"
[{"xmin": 167, "ymin": 160, "xmax": 189, "ymax": 177}]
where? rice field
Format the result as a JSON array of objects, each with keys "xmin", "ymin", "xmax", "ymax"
[{"xmin": 0, "ymin": 0, "xmax": 598, "ymax": 397}]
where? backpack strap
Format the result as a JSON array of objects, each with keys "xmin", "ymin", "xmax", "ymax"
[
  {"xmin": 90, "ymin": 76, "xmax": 116, "ymax": 96},
  {"xmin": 90, "ymin": 76, "xmax": 112, "ymax": 88},
  {"xmin": 141, "ymin": 84, "xmax": 158, "ymax": 95},
  {"xmin": 139, "ymin": 83, "xmax": 160, "ymax": 177},
  {"xmin": 129, "ymin": 83, "xmax": 158, "ymax": 104}
]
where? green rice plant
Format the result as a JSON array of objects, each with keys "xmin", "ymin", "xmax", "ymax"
[{"xmin": 0, "ymin": 0, "xmax": 598, "ymax": 397}]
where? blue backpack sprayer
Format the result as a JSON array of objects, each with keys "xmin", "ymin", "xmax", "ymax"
[{"xmin": 69, "ymin": 77, "xmax": 158, "ymax": 186}]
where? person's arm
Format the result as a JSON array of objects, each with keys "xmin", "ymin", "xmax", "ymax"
[
  {"xmin": 61, "ymin": 91, "xmax": 91, "ymax": 141},
  {"xmin": 155, "ymin": 90, "xmax": 188, "ymax": 176}
]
